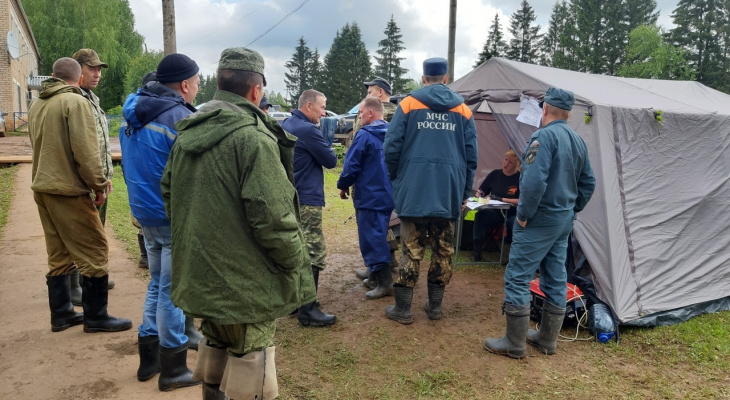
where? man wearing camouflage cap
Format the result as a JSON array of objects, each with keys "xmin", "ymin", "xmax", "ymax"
[
  {"xmin": 70, "ymin": 48, "xmax": 115, "ymax": 301},
  {"xmin": 483, "ymin": 87, "xmax": 595, "ymax": 359},
  {"xmin": 162, "ymin": 47, "xmax": 315, "ymax": 400}
]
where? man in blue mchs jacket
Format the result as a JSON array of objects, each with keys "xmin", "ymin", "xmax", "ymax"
[
  {"xmin": 120, "ymin": 53, "xmax": 202, "ymax": 391},
  {"xmin": 281, "ymin": 89, "xmax": 338, "ymax": 328},
  {"xmin": 337, "ymin": 98, "xmax": 395, "ymax": 300},
  {"xmin": 383, "ymin": 57, "xmax": 478, "ymax": 325},
  {"xmin": 483, "ymin": 87, "xmax": 596, "ymax": 359}
]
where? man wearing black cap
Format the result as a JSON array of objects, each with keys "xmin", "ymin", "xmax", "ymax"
[
  {"xmin": 383, "ymin": 57, "xmax": 478, "ymax": 325},
  {"xmin": 120, "ymin": 53, "xmax": 201, "ymax": 391},
  {"xmin": 259, "ymin": 96, "xmax": 273, "ymax": 115},
  {"xmin": 70, "ymin": 48, "xmax": 114, "ymax": 300},
  {"xmin": 483, "ymin": 87, "xmax": 595, "ymax": 359},
  {"xmin": 352, "ymin": 77, "xmax": 399, "ymax": 286},
  {"xmin": 162, "ymin": 47, "xmax": 315, "ymax": 400}
]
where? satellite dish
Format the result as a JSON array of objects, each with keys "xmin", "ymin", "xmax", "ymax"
[{"xmin": 7, "ymin": 30, "xmax": 20, "ymax": 59}]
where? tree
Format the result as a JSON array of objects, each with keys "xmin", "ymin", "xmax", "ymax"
[
  {"xmin": 284, "ymin": 37, "xmax": 316, "ymax": 105},
  {"xmin": 619, "ymin": 25, "xmax": 695, "ymax": 80},
  {"xmin": 123, "ymin": 50, "xmax": 163, "ymax": 97},
  {"xmin": 23, "ymin": 0, "xmax": 144, "ymax": 110},
  {"xmin": 506, "ymin": 1, "xmax": 542, "ymax": 63},
  {"xmin": 402, "ymin": 79, "xmax": 422, "ymax": 93},
  {"xmin": 309, "ymin": 48, "xmax": 323, "ymax": 91},
  {"xmin": 540, "ymin": 1, "xmax": 571, "ymax": 67},
  {"xmin": 195, "ymin": 74, "xmax": 217, "ymax": 105},
  {"xmin": 475, "ymin": 14, "xmax": 507, "ymax": 67},
  {"xmin": 374, "ymin": 16, "xmax": 409, "ymax": 94},
  {"xmin": 570, "ymin": 0, "xmax": 659, "ymax": 74},
  {"xmin": 321, "ymin": 23, "xmax": 372, "ymax": 113},
  {"xmin": 668, "ymin": 0, "xmax": 729, "ymax": 91}
]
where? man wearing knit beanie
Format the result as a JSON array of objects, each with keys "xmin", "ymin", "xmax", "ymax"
[{"xmin": 119, "ymin": 52, "xmax": 202, "ymax": 392}]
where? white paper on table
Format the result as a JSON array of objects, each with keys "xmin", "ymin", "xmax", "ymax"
[
  {"xmin": 465, "ymin": 200, "xmax": 509, "ymax": 210},
  {"xmin": 516, "ymin": 94, "xmax": 542, "ymax": 127},
  {"xmin": 465, "ymin": 201, "xmax": 481, "ymax": 210}
]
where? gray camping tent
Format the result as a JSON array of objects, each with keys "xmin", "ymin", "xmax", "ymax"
[{"xmin": 450, "ymin": 57, "xmax": 730, "ymax": 325}]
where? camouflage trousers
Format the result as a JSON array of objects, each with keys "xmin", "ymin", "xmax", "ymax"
[
  {"xmin": 131, "ymin": 214, "xmax": 143, "ymax": 235},
  {"xmin": 395, "ymin": 217, "xmax": 455, "ymax": 287},
  {"xmin": 200, "ymin": 319, "xmax": 276, "ymax": 357},
  {"xmin": 300, "ymin": 205, "xmax": 327, "ymax": 271}
]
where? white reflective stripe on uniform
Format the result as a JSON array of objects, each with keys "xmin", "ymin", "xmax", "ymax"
[{"xmin": 143, "ymin": 122, "xmax": 176, "ymax": 141}]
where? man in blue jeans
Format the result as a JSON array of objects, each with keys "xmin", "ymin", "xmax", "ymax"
[
  {"xmin": 120, "ymin": 53, "xmax": 202, "ymax": 391},
  {"xmin": 483, "ymin": 87, "xmax": 595, "ymax": 359}
]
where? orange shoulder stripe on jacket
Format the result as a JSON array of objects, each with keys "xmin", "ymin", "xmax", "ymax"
[
  {"xmin": 399, "ymin": 96, "xmax": 429, "ymax": 114},
  {"xmin": 449, "ymin": 103, "xmax": 473, "ymax": 119}
]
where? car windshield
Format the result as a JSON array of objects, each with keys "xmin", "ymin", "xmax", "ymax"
[{"xmin": 347, "ymin": 104, "xmax": 359, "ymax": 114}]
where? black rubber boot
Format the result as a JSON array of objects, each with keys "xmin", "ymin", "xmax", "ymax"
[
  {"xmin": 138, "ymin": 233, "xmax": 149, "ymax": 269},
  {"xmin": 423, "ymin": 283, "xmax": 445, "ymax": 320},
  {"xmin": 137, "ymin": 335, "xmax": 161, "ymax": 382},
  {"xmin": 385, "ymin": 286, "xmax": 414, "ymax": 324},
  {"xmin": 483, "ymin": 303, "xmax": 530, "ymax": 359},
  {"xmin": 81, "ymin": 275, "xmax": 133, "ymax": 333},
  {"xmin": 527, "ymin": 300, "xmax": 566, "ymax": 355},
  {"xmin": 185, "ymin": 316, "xmax": 203, "ymax": 351},
  {"xmin": 46, "ymin": 274, "xmax": 84, "ymax": 332},
  {"xmin": 202, "ymin": 382, "xmax": 226, "ymax": 400},
  {"xmin": 70, "ymin": 269, "xmax": 82, "ymax": 306},
  {"xmin": 355, "ymin": 267, "xmax": 368, "ymax": 280},
  {"xmin": 298, "ymin": 267, "xmax": 336, "ymax": 327},
  {"xmin": 362, "ymin": 271, "xmax": 377, "ymax": 290},
  {"xmin": 158, "ymin": 344, "xmax": 202, "ymax": 391},
  {"xmin": 366, "ymin": 266, "xmax": 393, "ymax": 299}
]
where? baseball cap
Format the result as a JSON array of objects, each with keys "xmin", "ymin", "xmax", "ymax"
[
  {"xmin": 218, "ymin": 47, "xmax": 267, "ymax": 86},
  {"xmin": 72, "ymin": 49, "xmax": 108, "ymax": 68}
]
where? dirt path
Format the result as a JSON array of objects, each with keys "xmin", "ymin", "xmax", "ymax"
[
  {"xmin": 0, "ymin": 164, "xmax": 197, "ymax": 399},
  {"xmin": 3, "ymin": 163, "xmax": 726, "ymax": 399}
]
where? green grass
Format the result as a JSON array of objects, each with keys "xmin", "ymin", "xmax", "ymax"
[
  {"xmin": 106, "ymin": 164, "xmax": 141, "ymax": 261},
  {"xmin": 0, "ymin": 165, "xmax": 19, "ymax": 236},
  {"xmin": 105, "ymin": 161, "xmax": 730, "ymax": 399}
]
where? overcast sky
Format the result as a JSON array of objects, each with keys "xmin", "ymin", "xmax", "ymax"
[{"xmin": 128, "ymin": 0, "xmax": 680, "ymax": 98}]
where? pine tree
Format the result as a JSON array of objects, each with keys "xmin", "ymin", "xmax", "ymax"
[
  {"xmin": 475, "ymin": 14, "xmax": 507, "ymax": 67},
  {"xmin": 506, "ymin": 1, "xmax": 542, "ymax": 63},
  {"xmin": 374, "ymin": 16, "xmax": 409, "ymax": 94},
  {"xmin": 322, "ymin": 23, "xmax": 372, "ymax": 113},
  {"xmin": 284, "ymin": 37, "xmax": 315, "ymax": 105},
  {"xmin": 668, "ymin": 0, "xmax": 728, "ymax": 91},
  {"xmin": 570, "ymin": 0, "xmax": 659, "ymax": 74},
  {"xmin": 540, "ymin": 1, "xmax": 571, "ymax": 67},
  {"xmin": 309, "ymin": 48, "xmax": 323, "ymax": 91},
  {"xmin": 195, "ymin": 74, "xmax": 217, "ymax": 105}
]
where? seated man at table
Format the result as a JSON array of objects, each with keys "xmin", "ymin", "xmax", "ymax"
[{"xmin": 473, "ymin": 149, "xmax": 521, "ymax": 261}]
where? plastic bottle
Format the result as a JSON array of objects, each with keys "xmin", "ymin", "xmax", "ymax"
[{"xmin": 588, "ymin": 303, "xmax": 615, "ymax": 343}]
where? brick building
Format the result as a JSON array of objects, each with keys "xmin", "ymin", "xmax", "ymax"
[{"xmin": 1, "ymin": 0, "xmax": 41, "ymax": 133}]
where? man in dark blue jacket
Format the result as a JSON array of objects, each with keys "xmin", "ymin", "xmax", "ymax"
[
  {"xmin": 281, "ymin": 89, "xmax": 337, "ymax": 328},
  {"xmin": 483, "ymin": 87, "xmax": 595, "ymax": 359},
  {"xmin": 383, "ymin": 57, "xmax": 478, "ymax": 325},
  {"xmin": 120, "ymin": 53, "xmax": 201, "ymax": 391},
  {"xmin": 337, "ymin": 97, "xmax": 395, "ymax": 300}
]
